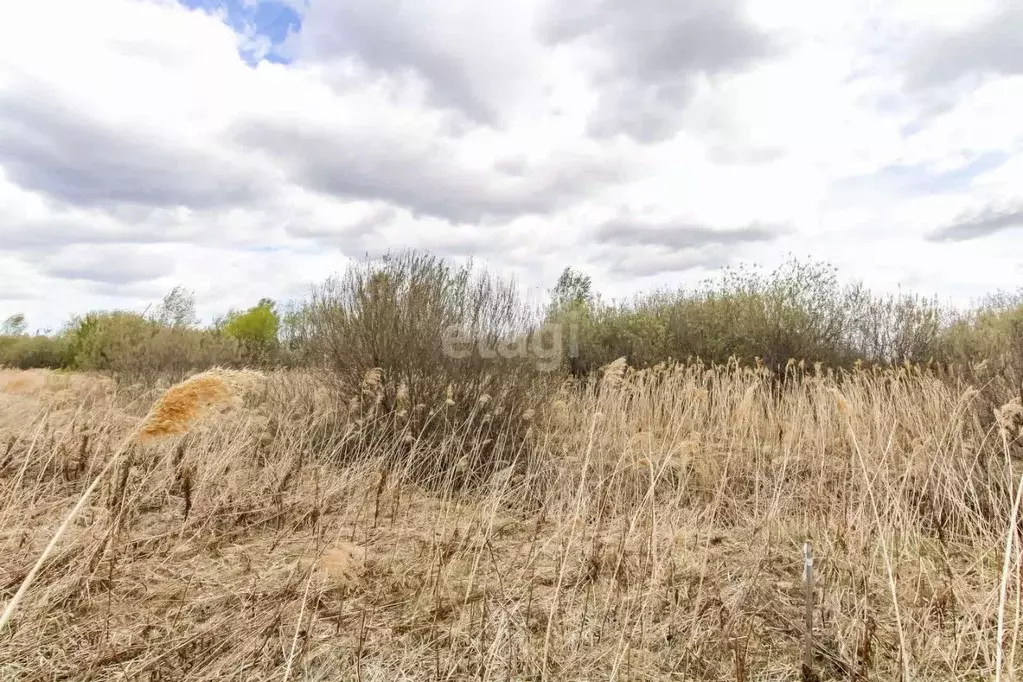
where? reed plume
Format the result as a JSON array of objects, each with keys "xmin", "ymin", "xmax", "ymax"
[
  {"xmin": 600, "ymin": 356, "xmax": 628, "ymax": 390},
  {"xmin": 0, "ymin": 368, "xmax": 264, "ymax": 632},
  {"xmin": 137, "ymin": 368, "xmax": 265, "ymax": 442}
]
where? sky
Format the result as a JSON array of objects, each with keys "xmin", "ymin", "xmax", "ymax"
[{"xmin": 1, "ymin": 0, "xmax": 1022, "ymax": 331}]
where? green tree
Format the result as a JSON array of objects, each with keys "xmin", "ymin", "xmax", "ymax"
[
  {"xmin": 550, "ymin": 267, "xmax": 593, "ymax": 312},
  {"xmin": 544, "ymin": 268, "xmax": 598, "ymax": 375},
  {"xmin": 220, "ymin": 300, "xmax": 280, "ymax": 358},
  {"xmin": 1, "ymin": 313, "xmax": 27, "ymax": 336},
  {"xmin": 62, "ymin": 311, "xmax": 155, "ymax": 371},
  {"xmin": 151, "ymin": 287, "xmax": 198, "ymax": 328}
]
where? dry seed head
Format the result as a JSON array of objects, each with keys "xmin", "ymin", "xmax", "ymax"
[
  {"xmin": 831, "ymin": 388, "xmax": 850, "ymax": 414},
  {"xmin": 521, "ymin": 408, "xmax": 535, "ymax": 422},
  {"xmin": 478, "ymin": 394, "xmax": 491, "ymax": 406},
  {"xmin": 489, "ymin": 465, "xmax": 514, "ymax": 486},
  {"xmin": 994, "ymin": 398, "xmax": 1023, "ymax": 441},
  {"xmin": 959, "ymin": 387, "xmax": 980, "ymax": 403},
  {"xmin": 361, "ymin": 368, "xmax": 383, "ymax": 393},
  {"xmin": 629, "ymin": 431, "xmax": 654, "ymax": 452},
  {"xmin": 211, "ymin": 367, "xmax": 265, "ymax": 397},
  {"xmin": 317, "ymin": 543, "xmax": 366, "ymax": 585},
  {"xmin": 136, "ymin": 368, "xmax": 264, "ymax": 443},
  {"xmin": 600, "ymin": 357, "xmax": 628, "ymax": 389},
  {"xmin": 550, "ymin": 398, "xmax": 571, "ymax": 427},
  {"xmin": 395, "ymin": 381, "xmax": 409, "ymax": 410}
]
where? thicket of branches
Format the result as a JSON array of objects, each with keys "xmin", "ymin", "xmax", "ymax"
[{"xmin": 3, "ymin": 250, "xmax": 1022, "ymax": 396}]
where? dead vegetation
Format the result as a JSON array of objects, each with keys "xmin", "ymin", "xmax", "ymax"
[{"xmin": 1, "ymin": 362, "xmax": 1023, "ymax": 680}]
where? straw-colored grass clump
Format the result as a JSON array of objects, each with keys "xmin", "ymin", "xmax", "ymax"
[
  {"xmin": 137, "ymin": 367, "xmax": 265, "ymax": 442},
  {"xmin": 995, "ymin": 396, "xmax": 1023, "ymax": 445}
]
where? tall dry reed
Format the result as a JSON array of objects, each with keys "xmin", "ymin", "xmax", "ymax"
[
  {"xmin": 0, "ymin": 368, "xmax": 264, "ymax": 632},
  {"xmin": 1, "ymin": 362, "xmax": 1021, "ymax": 679}
]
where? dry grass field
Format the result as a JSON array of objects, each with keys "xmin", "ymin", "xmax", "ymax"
[{"xmin": 2, "ymin": 363, "xmax": 1023, "ymax": 680}]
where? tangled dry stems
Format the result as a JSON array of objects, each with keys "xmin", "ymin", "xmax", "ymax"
[{"xmin": 1, "ymin": 362, "xmax": 1022, "ymax": 680}]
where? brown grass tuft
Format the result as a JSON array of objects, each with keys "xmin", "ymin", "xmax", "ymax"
[
  {"xmin": 600, "ymin": 356, "xmax": 628, "ymax": 389},
  {"xmin": 136, "ymin": 368, "xmax": 265, "ymax": 442},
  {"xmin": 317, "ymin": 543, "xmax": 367, "ymax": 585},
  {"xmin": 0, "ymin": 372, "xmax": 39, "ymax": 395},
  {"xmin": 995, "ymin": 396, "xmax": 1023, "ymax": 444}
]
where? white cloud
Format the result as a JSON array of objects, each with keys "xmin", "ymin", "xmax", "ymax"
[{"xmin": 1, "ymin": 0, "xmax": 1022, "ymax": 332}]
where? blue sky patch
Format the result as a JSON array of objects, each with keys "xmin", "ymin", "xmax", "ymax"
[
  {"xmin": 178, "ymin": 0, "xmax": 302, "ymax": 65},
  {"xmin": 832, "ymin": 151, "xmax": 1009, "ymax": 202}
]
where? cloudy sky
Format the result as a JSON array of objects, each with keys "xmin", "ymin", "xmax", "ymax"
[{"xmin": 1, "ymin": 0, "xmax": 1021, "ymax": 330}]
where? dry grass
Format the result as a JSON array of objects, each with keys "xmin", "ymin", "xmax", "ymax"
[
  {"xmin": 137, "ymin": 368, "xmax": 266, "ymax": 442},
  {"xmin": 1, "ymin": 362, "xmax": 1022, "ymax": 680}
]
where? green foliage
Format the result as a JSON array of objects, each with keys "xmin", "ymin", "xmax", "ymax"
[
  {"xmin": 6, "ymin": 251, "xmax": 1023, "ymax": 401},
  {"xmin": 149, "ymin": 287, "xmax": 198, "ymax": 328},
  {"xmin": 549, "ymin": 267, "xmax": 594, "ymax": 312},
  {"xmin": 935, "ymin": 295, "xmax": 1023, "ymax": 379},
  {"xmin": 277, "ymin": 300, "xmax": 314, "ymax": 366},
  {"xmin": 1, "ymin": 313, "xmax": 28, "ymax": 336},
  {"xmin": 62, "ymin": 310, "xmax": 243, "ymax": 383},
  {"xmin": 63, "ymin": 311, "xmax": 155, "ymax": 371},
  {"xmin": 219, "ymin": 299, "xmax": 281, "ymax": 359},
  {"xmin": 0, "ymin": 334, "xmax": 68, "ymax": 369},
  {"xmin": 547, "ymin": 256, "xmax": 951, "ymax": 375}
]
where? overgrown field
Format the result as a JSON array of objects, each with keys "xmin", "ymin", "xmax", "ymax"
[{"xmin": 3, "ymin": 360, "xmax": 1023, "ymax": 681}]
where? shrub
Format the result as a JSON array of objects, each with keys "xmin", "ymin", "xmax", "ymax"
[
  {"xmin": 306, "ymin": 251, "xmax": 553, "ymax": 479},
  {"xmin": 63, "ymin": 310, "xmax": 244, "ymax": 383},
  {"xmin": 937, "ymin": 295, "xmax": 1023, "ymax": 368},
  {"xmin": 934, "ymin": 294, "xmax": 1023, "ymax": 412},
  {"xmin": 547, "ymin": 257, "xmax": 951, "ymax": 376},
  {"xmin": 218, "ymin": 299, "xmax": 281, "ymax": 363},
  {"xmin": 0, "ymin": 334, "xmax": 68, "ymax": 369},
  {"xmin": 277, "ymin": 300, "xmax": 315, "ymax": 366},
  {"xmin": 63, "ymin": 311, "xmax": 155, "ymax": 371},
  {"xmin": 843, "ymin": 287, "xmax": 945, "ymax": 365}
]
